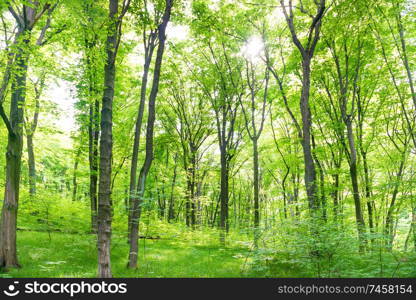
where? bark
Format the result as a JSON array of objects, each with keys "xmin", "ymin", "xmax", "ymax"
[
  {"xmin": 331, "ymin": 173, "xmax": 339, "ymax": 220},
  {"xmin": 362, "ymin": 151, "xmax": 374, "ymax": 239},
  {"xmin": 346, "ymin": 120, "xmax": 366, "ymax": 251},
  {"xmin": 186, "ymin": 149, "xmax": 197, "ymax": 228},
  {"xmin": 252, "ymin": 138, "xmax": 260, "ymax": 239},
  {"xmin": 300, "ymin": 58, "xmax": 318, "ymax": 211},
  {"xmin": 0, "ymin": 2, "xmax": 52, "ymax": 268},
  {"xmin": 168, "ymin": 153, "xmax": 178, "ymax": 222},
  {"xmin": 127, "ymin": 29, "xmax": 157, "ymax": 234},
  {"xmin": 97, "ymin": 0, "xmax": 121, "ymax": 278},
  {"xmin": 219, "ymin": 148, "xmax": 229, "ymax": 243},
  {"xmin": 128, "ymin": 0, "xmax": 172, "ymax": 269},
  {"xmin": 0, "ymin": 35, "xmax": 30, "ymax": 268},
  {"xmin": 27, "ymin": 134, "xmax": 36, "ymax": 196},
  {"xmin": 88, "ymin": 98, "xmax": 99, "ymax": 233}
]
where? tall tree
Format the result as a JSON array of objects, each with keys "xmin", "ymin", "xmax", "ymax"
[
  {"xmin": 163, "ymin": 60, "xmax": 213, "ymax": 228},
  {"xmin": 239, "ymin": 56, "xmax": 269, "ymax": 246},
  {"xmin": 128, "ymin": 0, "xmax": 172, "ymax": 269},
  {"xmin": 279, "ymin": 0, "xmax": 326, "ymax": 212},
  {"xmin": 326, "ymin": 35, "xmax": 368, "ymax": 250},
  {"xmin": 97, "ymin": 0, "xmax": 130, "ymax": 278},
  {"xmin": 0, "ymin": 0, "xmax": 57, "ymax": 268},
  {"xmin": 127, "ymin": 0, "xmax": 159, "ymax": 236}
]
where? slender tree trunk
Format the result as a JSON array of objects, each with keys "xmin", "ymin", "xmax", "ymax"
[
  {"xmin": 253, "ymin": 137, "xmax": 260, "ymax": 245},
  {"xmin": 346, "ymin": 121, "xmax": 366, "ymax": 251},
  {"xmin": 300, "ymin": 58, "xmax": 318, "ymax": 212},
  {"xmin": 127, "ymin": 36, "xmax": 156, "ymax": 235},
  {"xmin": 332, "ymin": 173, "xmax": 339, "ymax": 220},
  {"xmin": 219, "ymin": 147, "xmax": 229, "ymax": 244},
  {"xmin": 312, "ymin": 133, "xmax": 326, "ymax": 221},
  {"xmin": 84, "ymin": 5, "xmax": 100, "ymax": 235},
  {"xmin": 27, "ymin": 134, "xmax": 36, "ymax": 197},
  {"xmin": 183, "ymin": 153, "xmax": 191, "ymax": 226},
  {"xmin": 384, "ymin": 153, "xmax": 406, "ymax": 250},
  {"xmin": 168, "ymin": 153, "xmax": 178, "ymax": 222},
  {"xmin": 362, "ymin": 151, "xmax": 374, "ymax": 242},
  {"xmin": 292, "ymin": 170, "xmax": 300, "ymax": 217},
  {"xmin": 189, "ymin": 149, "xmax": 197, "ymax": 228},
  {"xmin": 128, "ymin": 0, "xmax": 172, "ymax": 268},
  {"xmin": 88, "ymin": 99, "xmax": 99, "ymax": 233},
  {"xmin": 279, "ymin": 0, "xmax": 325, "ymax": 216},
  {"xmin": 72, "ymin": 161, "xmax": 79, "ymax": 201},
  {"xmin": 25, "ymin": 75, "xmax": 42, "ymax": 198}
]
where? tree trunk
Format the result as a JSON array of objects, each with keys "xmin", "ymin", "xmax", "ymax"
[
  {"xmin": 128, "ymin": 0, "xmax": 172, "ymax": 269},
  {"xmin": 346, "ymin": 121, "xmax": 366, "ymax": 251},
  {"xmin": 219, "ymin": 147, "xmax": 229, "ymax": 244},
  {"xmin": 88, "ymin": 99, "xmax": 99, "ymax": 233},
  {"xmin": 84, "ymin": 6, "xmax": 100, "ymax": 235},
  {"xmin": 27, "ymin": 134, "xmax": 36, "ymax": 197},
  {"xmin": 0, "ymin": 36, "xmax": 30, "ymax": 268},
  {"xmin": 189, "ymin": 149, "xmax": 197, "ymax": 228},
  {"xmin": 300, "ymin": 58, "xmax": 318, "ymax": 212},
  {"xmin": 168, "ymin": 153, "xmax": 178, "ymax": 222},
  {"xmin": 362, "ymin": 151, "xmax": 374, "ymax": 242},
  {"xmin": 72, "ymin": 160, "xmax": 79, "ymax": 201},
  {"xmin": 331, "ymin": 173, "xmax": 339, "ymax": 220},
  {"xmin": 253, "ymin": 137, "xmax": 260, "ymax": 246},
  {"xmin": 97, "ymin": 0, "xmax": 119, "ymax": 278},
  {"xmin": 384, "ymin": 154, "xmax": 406, "ymax": 250},
  {"xmin": 127, "ymin": 34, "xmax": 156, "ymax": 235}
]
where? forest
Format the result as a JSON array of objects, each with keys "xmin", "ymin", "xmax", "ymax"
[{"xmin": 0, "ymin": 0, "xmax": 415, "ymax": 279}]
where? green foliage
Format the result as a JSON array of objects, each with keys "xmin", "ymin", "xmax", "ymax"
[
  {"xmin": 19, "ymin": 191, "xmax": 91, "ymax": 234},
  {"xmin": 0, "ymin": 0, "xmax": 415, "ymax": 278}
]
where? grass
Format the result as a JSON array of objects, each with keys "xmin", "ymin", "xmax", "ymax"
[
  {"xmin": 1, "ymin": 229, "xmax": 252, "ymax": 278},
  {"xmin": 1, "ymin": 222, "xmax": 415, "ymax": 278}
]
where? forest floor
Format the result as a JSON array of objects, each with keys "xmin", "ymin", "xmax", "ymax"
[
  {"xmin": 1, "ymin": 230, "xmax": 252, "ymax": 278},
  {"xmin": 1, "ymin": 226, "xmax": 415, "ymax": 278}
]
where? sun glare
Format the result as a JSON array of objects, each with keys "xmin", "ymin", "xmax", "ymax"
[
  {"xmin": 241, "ymin": 36, "xmax": 264, "ymax": 62},
  {"xmin": 166, "ymin": 23, "xmax": 189, "ymax": 41}
]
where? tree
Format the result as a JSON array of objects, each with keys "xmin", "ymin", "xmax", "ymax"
[
  {"xmin": 0, "ymin": 0, "xmax": 58, "ymax": 268},
  {"xmin": 279, "ymin": 0, "xmax": 326, "ymax": 213},
  {"xmin": 162, "ymin": 57, "xmax": 213, "ymax": 228},
  {"xmin": 239, "ymin": 54, "xmax": 269, "ymax": 246},
  {"xmin": 97, "ymin": 0, "xmax": 130, "ymax": 278},
  {"xmin": 128, "ymin": 0, "xmax": 172, "ymax": 269},
  {"xmin": 127, "ymin": 0, "xmax": 159, "ymax": 236}
]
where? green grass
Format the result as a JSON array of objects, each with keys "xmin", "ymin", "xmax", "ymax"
[
  {"xmin": 1, "ymin": 230, "xmax": 251, "ymax": 278},
  {"xmin": 1, "ymin": 224, "xmax": 415, "ymax": 278}
]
